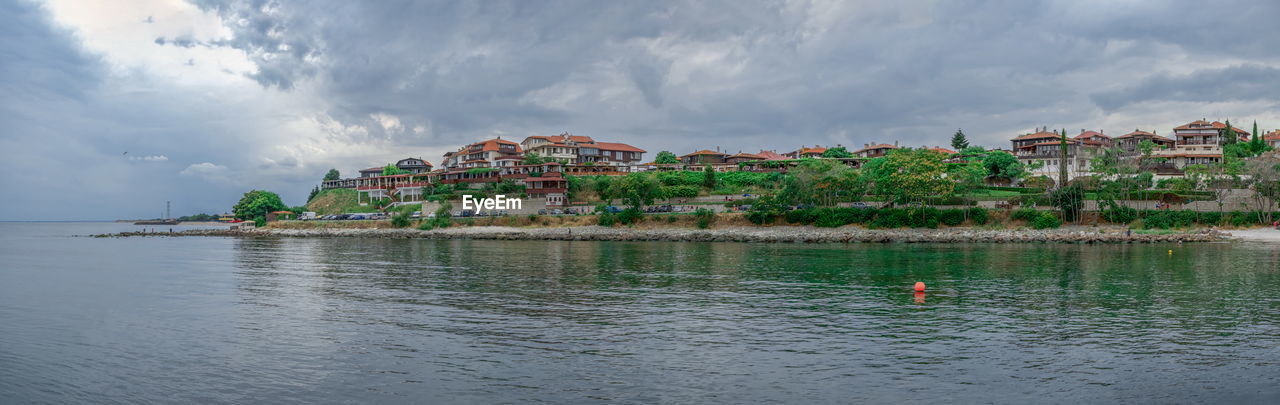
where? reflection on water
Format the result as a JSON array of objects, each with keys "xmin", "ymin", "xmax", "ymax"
[{"xmin": 1, "ymin": 222, "xmax": 1279, "ymax": 403}]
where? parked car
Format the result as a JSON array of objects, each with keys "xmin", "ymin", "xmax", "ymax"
[
  {"xmin": 411, "ymin": 211, "xmax": 421, "ymax": 218},
  {"xmin": 850, "ymin": 202, "xmax": 870, "ymax": 208}
]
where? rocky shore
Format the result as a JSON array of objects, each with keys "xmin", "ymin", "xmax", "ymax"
[{"xmin": 96, "ymin": 225, "xmax": 1229, "ymax": 243}]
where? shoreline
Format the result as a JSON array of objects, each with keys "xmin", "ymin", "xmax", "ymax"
[{"xmin": 94, "ymin": 225, "xmax": 1232, "ymax": 243}]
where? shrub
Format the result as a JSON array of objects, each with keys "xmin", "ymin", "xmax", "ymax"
[
  {"xmin": 784, "ymin": 208, "xmax": 816, "ymax": 225},
  {"xmin": 694, "ymin": 208, "xmax": 715, "ymax": 229},
  {"xmin": 940, "ymin": 208, "xmax": 965, "ymax": 226},
  {"xmin": 870, "ymin": 208, "xmax": 909, "ymax": 229},
  {"xmin": 666, "ymin": 215, "xmax": 678, "ymax": 223},
  {"xmin": 1102, "ymin": 206, "xmax": 1138, "ymax": 224},
  {"xmin": 1031, "ymin": 212, "xmax": 1062, "ymax": 229},
  {"xmin": 417, "ymin": 221, "xmax": 435, "ymax": 230},
  {"xmin": 528, "ymin": 214, "xmax": 539, "ymax": 222},
  {"xmin": 1197, "ymin": 211, "xmax": 1222, "ymax": 226},
  {"xmin": 966, "ymin": 207, "xmax": 989, "ymax": 225},
  {"xmin": 905, "ymin": 207, "xmax": 940, "ymax": 228},
  {"xmin": 617, "ymin": 207, "xmax": 644, "ymax": 225},
  {"xmin": 1012, "ymin": 207, "xmax": 1040, "ymax": 222},
  {"xmin": 391, "ymin": 211, "xmax": 411, "ymax": 228},
  {"xmin": 598, "ymin": 212, "xmax": 617, "ymax": 227},
  {"xmin": 661, "ymin": 185, "xmax": 700, "ymax": 199}
]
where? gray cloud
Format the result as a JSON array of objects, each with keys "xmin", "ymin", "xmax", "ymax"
[
  {"xmin": 7, "ymin": 0, "xmax": 1280, "ymax": 220},
  {"xmin": 1091, "ymin": 64, "xmax": 1280, "ymax": 112}
]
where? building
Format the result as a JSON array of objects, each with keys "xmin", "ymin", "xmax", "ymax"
[
  {"xmin": 393, "ymin": 157, "xmax": 432, "ymax": 174},
  {"xmin": 755, "ymin": 150, "xmax": 789, "ymax": 160},
  {"xmin": 785, "ymin": 146, "xmax": 827, "ymax": 159},
  {"xmin": 1172, "ymin": 120, "xmax": 1249, "ymax": 146},
  {"xmin": 854, "ymin": 143, "xmax": 897, "ymax": 158},
  {"xmin": 519, "ymin": 133, "xmax": 646, "ymax": 166},
  {"xmin": 1115, "ymin": 129, "xmax": 1174, "ymax": 155},
  {"xmin": 441, "ymin": 138, "xmax": 523, "ymax": 170},
  {"xmin": 359, "ymin": 167, "xmax": 383, "ymax": 178},
  {"xmin": 1010, "ymin": 129, "xmax": 1098, "ymax": 182},
  {"xmin": 1073, "ymin": 130, "xmax": 1113, "ymax": 148},
  {"xmin": 1265, "ymin": 130, "xmax": 1280, "ymax": 149},
  {"xmin": 584, "ymin": 142, "xmax": 646, "ymax": 166},
  {"xmin": 680, "ymin": 150, "xmax": 729, "ymax": 164},
  {"xmin": 523, "ymin": 171, "xmax": 569, "ymax": 207},
  {"xmin": 725, "ymin": 152, "xmax": 765, "ymax": 164},
  {"xmin": 925, "ymin": 147, "xmax": 957, "ymax": 155},
  {"xmin": 520, "ymin": 133, "xmax": 594, "ymax": 163}
]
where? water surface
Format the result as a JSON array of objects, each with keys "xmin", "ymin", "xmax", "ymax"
[{"xmin": 1, "ymin": 222, "xmax": 1278, "ymax": 403}]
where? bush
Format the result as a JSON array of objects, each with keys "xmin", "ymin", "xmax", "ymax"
[
  {"xmin": 940, "ymin": 208, "xmax": 965, "ymax": 226},
  {"xmin": 617, "ymin": 207, "xmax": 644, "ymax": 225},
  {"xmin": 1197, "ymin": 211, "xmax": 1222, "ymax": 226},
  {"xmin": 1031, "ymin": 212, "xmax": 1062, "ymax": 229},
  {"xmin": 966, "ymin": 207, "xmax": 989, "ymax": 225},
  {"xmin": 391, "ymin": 211, "xmax": 411, "ymax": 228},
  {"xmin": 784, "ymin": 208, "xmax": 816, "ymax": 225},
  {"xmin": 417, "ymin": 221, "xmax": 435, "ymax": 230},
  {"xmin": 661, "ymin": 185, "xmax": 700, "ymax": 199},
  {"xmin": 1012, "ymin": 207, "xmax": 1040, "ymax": 222},
  {"xmin": 598, "ymin": 212, "xmax": 617, "ymax": 227},
  {"xmin": 1102, "ymin": 205, "xmax": 1138, "ymax": 224},
  {"xmin": 694, "ymin": 208, "xmax": 715, "ymax": 229},
  {"xmin": 870, "ymin": 208, "xmax": 909, "ymax": 229}
]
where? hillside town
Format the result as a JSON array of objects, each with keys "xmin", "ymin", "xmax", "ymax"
[{"xmin": 315, "ymin": 120, "xmax": 1280, "ymax": 212}]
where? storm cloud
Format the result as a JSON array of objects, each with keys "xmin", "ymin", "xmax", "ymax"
[{"xmin": 4, "ymin": 0, "xmax": 1280, "ymax": 220}]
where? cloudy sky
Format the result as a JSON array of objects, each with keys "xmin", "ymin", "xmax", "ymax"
[{"xmin": 4, "ymin": 0, "xmax": 1280, "ymax": 220}]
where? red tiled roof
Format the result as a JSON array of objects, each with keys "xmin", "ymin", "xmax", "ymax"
[
  {"xmin": 728, "ymin": 153, "xmax": 764, "ymax": 160},
  {"xmin": 681, "ymin": 150, "xmax": 728, "ymax": 158},
  {"xmin": 595, "ymin": 142, "xmax": 646, "ymax": 153},
  {"xmin": 927, "ymin": 147, "xmax": 957, "ymax": 154},
  {"xmin": 1017, "ymin": 140, "xmax": 1080, "ymax": 148},
  {"xmin": 1174, "ymin": 120, "xmax": 1250, "ymax": 135},
  {"xmin": 1266, "ymin": 130, "xmax": 1280, "ymax": 141},
  {"xmin": 756, "ymin": 150, "xmax": 789, "ymax": 160},
  {"xmin": 1013, "ymin": 131, "xmax": 1062, "ymax": 141},
  {"xmin": 467, "ymin": 138, "xmax": 523, "ymax": 153},
  {"xmin": 792, "ymin": 147, "xmax": 828, "ymax": 155},
  {"xmin": 1073, "ymin": 130, "xmax": 1110, "ymax": 140}
]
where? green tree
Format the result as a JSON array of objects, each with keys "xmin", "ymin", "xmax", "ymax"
[
  {"xmin": 608, "ymin": 173, "xmax": 662, "ymax": 209},
  {"xmin": 959, "ymin": 146, "xmax": 987, "ymax": 156},
  {"xmin": 981, "ymin": 151, "xmax": 1024, "ymax": 180},
  {"xmin": 950, "ymin": 129, "xmax": 970, "ymax": 150},
  {"xmin": 702, "ymin": 165, "xmax": 717, "ymax": 189},
  {"xmin": 522, "ymin": 152, "xmax": 546, "ymax": 165},
  {"xmin": 1138, "ymin": 139, "xmax": 1156, "ymax": 158},
  {"xmin": 232, "ymin": 190, "xmax": 287, "ymax": 222},
  {"xmin": 1058, "ymin": 129, "xmax": 1069, "ymax": 189},
  {"xmin": 307, "ymin": 185, "xmax": 320, "ymax": 202},
  {"xmin": 1222, "ymin": 119, "xmax": 1237, "ymax": 145},
  {"xmin": 821, "ymin": 146, "xmax": 853, "ymax": 158},
  {"xmin": 1253, "ymin": 121, "xmax": 1261, "ymax": 149},
  {"xmin": 654, "ymin": 151, "xmax": 679, "ymax": 164},
  {"xmin": 1049, "ymin": 184, "xmax": 1084, "ymax": 222},
  {"xmin": 865, "ymin": 149, "xmax": 953, "ymax": 205},
  {"xmin": 323, "ymin": 168, "xmax": 341, "ymax": 181},
  {"xmin": 382, "ymin": 164, "xmax": 409, "ymax": 176}
]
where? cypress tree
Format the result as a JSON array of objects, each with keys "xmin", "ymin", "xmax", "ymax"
[
  {"xmin": 1252, "ymin": 120, "xmax": 1262, "ymax": 152},
  {"xmin": 1223, "ymin": 119, "xmax": 1236, "ymax": 145},
  {"xmin": 1058, "ymin": 129, "xmax": 1068, "ymax": 189}
]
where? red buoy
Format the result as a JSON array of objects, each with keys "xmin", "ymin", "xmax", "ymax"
[{"xmin": 914, "ymin": 282, "xmax": 926, "ymax": 292}]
